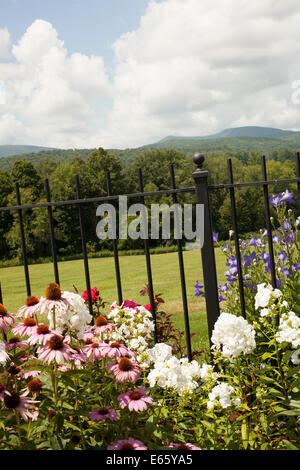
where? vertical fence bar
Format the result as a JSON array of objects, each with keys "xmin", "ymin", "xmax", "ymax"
[
  {"xmin": 193, "ymin": 153, "xmax": 220, "ymax": 345},
  {"xmin": 227, "ymin": 159, "xmax": 246, "ymax": 318},
  {"xmin": 138, "ymin": 168, "xmax": 158, "ymax": 342},
  {"xmin": 75, "ymin": 175, "xmax": 93, "ymax": 319},
  {"xmin": 0, "ymin": 282, "xmax": 3, "ymax": 304},
  {"xmin": 106, "ymin": 171, "xmax": 123, "ymax": 305},
  {"xmin": 15, "ymin": 182, "xmax": 31, "ymax": 296},
  {"xmin": 44, "ymin": 179, "xmax": 60, "ymax": 286},
  {"xmin": 170, "ymin": 164, "xmax": 192, "ymax": 360},
  {"xmin": 192, "ymin": 153, "xmax": 220, "ymax": 346},
  {"xmin": 261, "ymin": 156, "xmax": 277, "ymax": 289},
  {"xmin": 296, "ymin": 152, "xmax": 300, "ymax": 210}
]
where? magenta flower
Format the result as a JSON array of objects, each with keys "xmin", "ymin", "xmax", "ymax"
[
  {"xmin": 107, "ymin": 438, "xmax": 147, "ymax": 450},
  {"xmin": 107, "ymin": 357, "xmax": 141, "ymax": 383},
  {"xmin": 12, "ymin": 318, "xmax": 38, "ymax": 337},
  {"xmin": 122, "ymin": 300, "xmax": 140, "ymax": 309},
  {"xmin": 118, "ymin": 386, "xmax": 153, "ymax": 412},
  {"xmin": 0, "ymin": 304, "xmax": 14, "ymax": 334},
  {"xmin": 17, "ymin": 296, "xmax": 40, "ymax": 319},
  {"xmin": 168, "ymin": 443, "xmax": 201, "ymax": 450},
  {"xmin": 37, "ymin": 335, "xmax": 74, "ymax": 364},
  {"xmin": 98, "ymin": 341, "xmax": 133, "ymax": 359},
  {"xmin": 90, "ymin": 406, "xmax": 119, "ymax": 423},
  {"xmin": 82, "ymin": 286, "xmax": 100, "ymax": 302}
]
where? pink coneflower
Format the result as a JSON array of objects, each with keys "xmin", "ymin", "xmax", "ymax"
[
  {"xmin": 37, "ymin": 334, "xmax": 74, "ymax": 364},
  {"xmin": 27, "ymin": 324, "xmax": 58, "ymax": 346},
  {"xmin": 168, "ymin": 443, "xmax": 201, "ymax": 450},
  {"xmin": 98, "ymin": 341, "xmax": 133, "ymax": 359},
  {"xmin": 20, "ymin": 361, "xmax": 42, "ymax": 379},
  {"xmin": 83, "ymin": 341, "xmax": 104, "ymax": 362},
  {"xmin": 118, "ymin": 386, "xmax": 153, "ymax": 412},
  {"xmin": 12, "ymin": 317, "xmax": 38, "ymax": 337},
  {"xmin": 107, "ymin": 438, "xmax": 147, "ymax": 450},
  {"xmin": 89, "ymin": 406, "xmax": 119, "ymax": 423},
  {"xmin": 0, "ymin": 304, "xmax": 14, "ymax": 334},
  {"xmin": 83, "ymin": 330, "xmax": 95, "ymax": 342},
  {"xmin": 4, "ymin": 391, "xmax": 39, "ymax": 421},
  {"xmin": 22, "ymin": 379, "xmax": 43, "ymax": 398},
  {"xmin": 82, "ymin": 286, "xmax": 100, "ymax": 302},
  {"xmin": 107, "ymin": 357, "xmax": 141, "ymax": 383},
  {"xmin": 6, "ymin": 336, "xmax": 28, "ymax": 350},
  {"xmin": 38, "ymin": 283, "xmax": 71, "ymax": 321},
  {"xmin": 17, "ymin": 296, "xmax": 40, "ymax": 318},
  {"xmin": 92, "ymin": 315, "xmax": 116, "ymax": 335},
  {"xmin": 69, "ymin": 347, "xmax": 86, "ymax": 366}
]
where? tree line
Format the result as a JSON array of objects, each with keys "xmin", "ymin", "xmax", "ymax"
[{"xmin": 0, "ymin": 147, "xmax": 298, "ymax": 265}]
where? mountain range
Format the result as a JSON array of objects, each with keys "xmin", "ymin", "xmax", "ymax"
[{"xmin": 0, "ymin": 126, "xmax": 299, "ymax": 171}]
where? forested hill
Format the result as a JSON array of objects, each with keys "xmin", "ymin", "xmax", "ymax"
[
  {"xmin": 1, "ymin": 126, "xmax": 300, "ymax": 171},
  {"xmin": 0, "ymin": 145, "xmax": 56, "ymax": 157}
]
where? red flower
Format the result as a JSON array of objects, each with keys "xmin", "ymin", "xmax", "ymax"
[
  {"xmin": 82, "ymin": 286, "xmax": 100, "ymax": 302},
  {"xmin": 143, "ymin": 304, "xmax": 151, "ymax": 312}
]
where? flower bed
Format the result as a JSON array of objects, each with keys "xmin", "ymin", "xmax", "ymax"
[{"xmin": 0, "ymin": 190, "xmax": 299, "ymax": 450}]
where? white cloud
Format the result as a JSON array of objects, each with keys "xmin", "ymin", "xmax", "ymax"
[
  {"xmin": 106, "ymin": 0, "xmax": 300, "ymax": 147},
  {"xmin": 1, "ymin": 2, "xmax": 300, "ymax": 148},
  {"xmin": 0, "ymin": 19, "xmax": 111, "ymax": 147},
  {"xmin": 0, "ymin": 28, "xmax": 10, "ymax": 58}
]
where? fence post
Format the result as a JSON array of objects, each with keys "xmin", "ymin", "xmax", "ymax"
[{"xmin": 192, "ymin": 153, "xmax": 220, "ymax": 346}]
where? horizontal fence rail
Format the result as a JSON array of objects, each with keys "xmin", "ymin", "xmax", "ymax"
[{"xmin": 0, "ymin": 152, "xmax": 299, "ymax": 361}]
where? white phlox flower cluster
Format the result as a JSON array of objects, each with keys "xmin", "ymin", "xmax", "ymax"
[
  {"xmin": 147, "ymin": 344, "xmax": 202, "ymax": 395},
  {"xmin": 0, "ymin": 340, "xmax": 9, "ymax": 364},
  {"xmin": 276, "ymin": 311, "xmax": 300, "ymax": 349},
  {"xmin": 199, "ymin": 363, "xmax": 219, "ymax": 383},
  {"xmin": 254, "ymin": 283, "xmax": 282, "ymax": 312},
  {"xmin": 211, "ymin": 312, "xmax": 256, "ymax": 361},
  {"xmin": 107, "ymin": 303, "xmax": 155, "ymax": 364},
  {"xmin": 48, "ymin": 291, "xmax": 92, "ymax": 339},
  {"xmin": 207, "ymin": 383, "xmax": 241, "ymax": 410}
]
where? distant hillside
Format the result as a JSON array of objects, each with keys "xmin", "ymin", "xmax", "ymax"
[
  {"xmin": 156, "ymin": 126, "xmax": 297, "ymax": 145},
  {"xmin": 0, "ymin": 126, "xmax": 299, "ymax": 172},
  {"xmin": 0, "ymin": 145, "xmax": 57, "ymax": 158}
]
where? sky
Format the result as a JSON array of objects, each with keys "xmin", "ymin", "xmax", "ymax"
[{"xmin": 1, "ymin": 0, "xmax": 300, "ymax": 149}]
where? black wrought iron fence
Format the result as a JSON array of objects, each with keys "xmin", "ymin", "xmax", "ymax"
[{"xmin": 0, "ymin": 152, "xmax": 299, "ymax": 362}]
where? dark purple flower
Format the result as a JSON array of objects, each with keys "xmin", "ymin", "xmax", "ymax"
[
  {"xmin": 282, "ymin": 268, "xmax": 290, "ymax": 278},
  {"xmin": 270, "ymin": 193, "xmax": 282, "ymax": 208}
]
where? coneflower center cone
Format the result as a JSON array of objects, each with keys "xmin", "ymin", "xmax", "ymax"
[
  {"xmin": 25, "ymin": 296, "xmax": 39, "ymax": 307},
  {"xmin": 44, "ymin": 283, "xmax": 62, "ymax": 300},
  {"xmin": 4, "ymin": 392, "xmax": 20, "ymax": 409},
  {"xmin": 24, "ymin": 318, "xmax": 37, "ymax": 327},
  {"xmin": 0, "ymin": 304, "xmax": 8, "ymax": 316},
  {"xmin": 118, "ymin": 357, "xmax": 133, "ymax": 371},
  {"xmin": 48, "ymin": 335, "xmax": 64, "ymax": 350},
  {"xmin": 37, "ymin": 324, "xmax": 50, "ymax": 335},
  {"xmin": 129, "ymin": 391, "xmax": 142, "ymax": 401},
  {"xmin": 95, "ymin": 315, "xmax": 108, "ymax": 326}
]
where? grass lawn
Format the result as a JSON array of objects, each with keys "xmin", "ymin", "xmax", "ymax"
[{"xmin": 0, "ymin": 248, "xmax": 226, "ymax": 352}]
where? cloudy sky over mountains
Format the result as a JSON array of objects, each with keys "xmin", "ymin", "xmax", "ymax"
[{"xmin": 1, "ymin": 0, "xmax": 300, "ymax": 149}]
